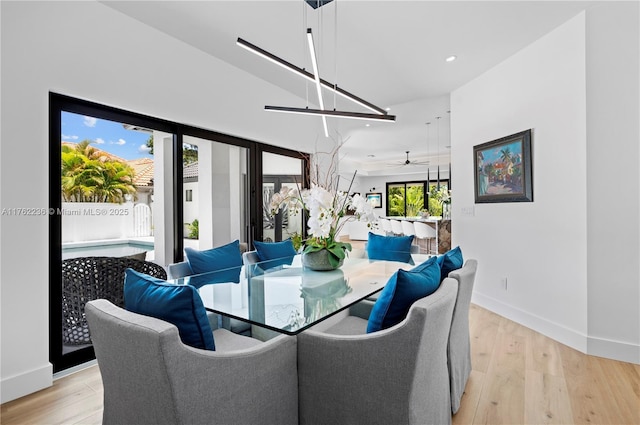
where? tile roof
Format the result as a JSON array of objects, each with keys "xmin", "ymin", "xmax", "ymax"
[
  {"xmin": 183, "ymin": 161, "xmax": 198, "ymax": 180},
  {"xmin": 128, "ymin": 158, "xmax": 154, "ymax": 187}
]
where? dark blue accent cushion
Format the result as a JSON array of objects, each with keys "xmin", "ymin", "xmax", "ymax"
[
  {"xmin": 184, "ymin": 240, "xmax": 243, "ymax": 281},
  {"xmin": 367, "ymin": 232, "xmax": 415, "ymax": 263},
  {"xmin": 438, "ymin": 246, "xmax": 464, "ymax": 282},
  {"xmin": 367, "ymin": 256, "xmax": 441, "ymax": 333},
  {"xmin": 124, "ymin": 268, "xmax": 215, "ymax": 350},
  {"xmin": 254, "ymin": 240, "xmax": 296, "ymax": 268}
]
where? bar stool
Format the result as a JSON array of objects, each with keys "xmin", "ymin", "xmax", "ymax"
[
  {"xmin": 390, "ymin": 219, "xmax": 404, "ymax": 236},
  {"xmin": 414, "ymin": 221, "xmax": 438, "ymax": 255},
  {"xmin": 401, "ymin": 220, "xmax": 416, "ymax": 238},
  {"xmin": 378, "ymin": 218, "xmax": 393, "ymax": 235}
]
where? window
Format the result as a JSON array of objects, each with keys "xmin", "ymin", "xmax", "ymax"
[{"xmin": 386, "ymin": 181, "xmax": 427, "ymax": 217}]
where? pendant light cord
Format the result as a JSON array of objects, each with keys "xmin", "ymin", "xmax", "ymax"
[{"xmin": 334, "ymin": 0, "xmax": 338, "ymax": 112}]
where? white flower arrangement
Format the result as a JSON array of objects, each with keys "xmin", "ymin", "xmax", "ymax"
[{"xmin": 268, "ymin": 137, "xmax": 377, "ymax": 266}]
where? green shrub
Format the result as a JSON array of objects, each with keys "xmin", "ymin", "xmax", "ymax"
[{"xmin": 187, "ymin": 219, "xmax": 199, "ymax": 239}]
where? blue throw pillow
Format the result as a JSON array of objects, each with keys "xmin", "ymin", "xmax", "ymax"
[
  {"xmin": 184, "ymin": 240, "xmax": 243, "ymax": 282},
  {"xmin": 254, "ymin": 240, "xmax": 296, "ymax": 268},
  {"xmin": 438, "ymin": 246, "xmax": 464, "ymax": 282},
  {"xmin": 367, "ymin": 256, "xmax": 441, "ymax": 333},
  {"xmin": 366, "ymin": 232, "xmax": 415, "ymax": 263},
  {"xmin": 124, "ymin": 268, "xmax": 215, "ymax": 350}
]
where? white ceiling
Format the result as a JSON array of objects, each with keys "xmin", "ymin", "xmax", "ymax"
[{"xmin": 102, "ymin": 0, "xmax": 599, "ymax": 175}]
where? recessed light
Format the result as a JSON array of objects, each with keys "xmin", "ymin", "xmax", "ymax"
[
  {"xmin": 365, "ymin": 123, "xmax": 371, "ymax": 127},
  {"xmin": 385, "ymin": 107, "xmax": 391, "ymax": 111},
  {"xmin": 445, "ymin": 55, "xmax": 457, "ymax": 62}
]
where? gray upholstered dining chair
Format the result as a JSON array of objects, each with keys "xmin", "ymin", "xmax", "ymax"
[
  {"xmin": 86, "ymin": 299, "xmax": 298, "ymax": 425},
  {"xmin": 167, "ymin": 260, "xmax": 251, "ymax": 336},
  {"xmin": 447, "ymin": 259, "xmax": 478, "ymax": 414},
  {"xmin": 297, "ymin": 278, "xmax": 458, "ymax": 425}
]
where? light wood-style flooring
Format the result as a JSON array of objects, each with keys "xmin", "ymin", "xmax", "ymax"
[{"xmin": 2, "ymin": 304, "xmax": 639, "ymax": 424}]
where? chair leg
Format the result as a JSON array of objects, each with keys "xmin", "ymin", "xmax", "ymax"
[{"xmin": 428, "ymin": 238, "xmax": 437, "ymax": 256}]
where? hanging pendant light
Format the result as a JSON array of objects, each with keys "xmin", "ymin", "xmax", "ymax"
[
  {"xmin": 237, "ymin": 1, "xmax": 395, "ymax": 136},
  {"xmin": 447, "ymin": 110, "xmax": 451, "ymax": 189},
  {"xmin": 426, "ymin": 122, "xmax": 431, "ymax": 183},
  {"xmin": 436, "ymin": 116, "xmax": 441, "ymax": 189}
]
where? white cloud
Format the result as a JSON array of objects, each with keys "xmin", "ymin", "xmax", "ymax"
[
  {"xmin": 114, "ymin": 138, "xmax": 126, "ymax": 146},
  {"xmin": 95, "ymin": 138, "xmax": 105, "ymax": 145},
  {"xmin": 139, "ymin": 144, "xmax": 152, "ymax": 153},
  {"xmin": 62, "ymin": 134, "xmax": 79, "ymax": 140},
  {"xmin": 83, "ymin": 116, "xmax": 97, "ymax": 127}
]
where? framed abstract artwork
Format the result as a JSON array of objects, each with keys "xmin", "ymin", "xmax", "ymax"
[
  {"xmin": 474, "ymin": 129, "xmax": 533, "ymax": 203},
  {"xmin": 366, "ymin": 192, "xmax": 382, "ymax": 208}
]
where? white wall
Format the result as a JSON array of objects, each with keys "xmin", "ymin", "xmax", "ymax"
[
  {"xmin": 0, "ymin": 0, "xmax": 318, "ymax": 403},
  {"xmin": 61, "ymin": 202, "xmax": 135, "ymax": 242},
  {"xmin": 183, "ymin": 181, "xmax": 199, "ymax": 235},
  {"xmin": 585, "ymin": 2, "xmax": 640, "ymax": 362},
  {"xmin": 451, "ymin": 7, "xmax": 639, "ymax": 363}
]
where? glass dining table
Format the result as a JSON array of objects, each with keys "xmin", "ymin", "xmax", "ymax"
[{"xmin": 167, "ymin": 249, "xmax": 430, "ymax": 335}]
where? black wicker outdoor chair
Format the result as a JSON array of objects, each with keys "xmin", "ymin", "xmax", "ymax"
[{"xmin": 61, "ymin": 256, "xmax": 167, "ymax": 345}]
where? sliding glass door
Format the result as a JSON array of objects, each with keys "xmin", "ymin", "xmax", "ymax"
[
  {"xmin": 260, "ymin": 151, "xmax": 307, "ymax": 243},
  {"xmin": 50, "ymin": 94, "xmax": 179, "ymax": 372},
  {"xmin": 180, "ymin": 135, "xmax": 250, "ymax": 254},
  {"xmin": 50, "ymin": 94, "xmax": 309, "ymax": 372}
]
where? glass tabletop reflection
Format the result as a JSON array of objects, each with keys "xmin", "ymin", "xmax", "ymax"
[{"xmin": 168, "ymin": 249, "xmax": 430, "ymax": 335}]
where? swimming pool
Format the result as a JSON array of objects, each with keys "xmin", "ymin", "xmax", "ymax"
[{"xmin": 61, "ymin": 239, "xmax": 154, "ymax": 260}]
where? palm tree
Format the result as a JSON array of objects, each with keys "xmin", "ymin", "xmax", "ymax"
[
  {"xmin": 61, "ymin": 141, "xmax": 136, "ymax": 203},
  {"xmin": 500, "ymin": 147, "xmax": 513, "ymax": 164},
  {"xmin": 388, "ymin": 186, "xmax": 405, "ymax": 216},
  {"xmin": 405, "ymin": 185, "xmax": 425, "ymax": 216},
  {"xmin": 94, "ymin": 161, "xmax": 136, "ymax": 203},
  {"xmin": 61, "ymin": 144, "xmax": 101, "ymax": 201},
  {"xmin": 499, "ymin": 147, "xmax": 514, "ymax": 183}
]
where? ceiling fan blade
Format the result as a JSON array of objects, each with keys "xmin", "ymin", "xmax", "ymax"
[{"xmin": 385, "ymin": 151, "xmax": 429, "ymax": 167}]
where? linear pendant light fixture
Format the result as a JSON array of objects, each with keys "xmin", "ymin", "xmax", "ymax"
[
  {"xmin": 264, "ymin": 106, "xmax": 396, "ymax": 122},
  {"xmin": 236, "ymin": 29, "xmax": 395, "ymax": 133},
  {"xmin": 306, "ymin": 28, "xmax": 328, "ymax": 137}
]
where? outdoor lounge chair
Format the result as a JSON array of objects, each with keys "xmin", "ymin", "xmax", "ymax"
[{"xmin": 61, "ymin": 256, "xmax": 166, "ymax": 345}]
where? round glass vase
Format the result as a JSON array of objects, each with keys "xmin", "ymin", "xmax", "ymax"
[{"xmin": 301, "ymin": 249, "xmax": 344, "ymax": 271}]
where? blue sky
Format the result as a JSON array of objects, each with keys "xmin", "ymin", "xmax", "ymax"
[
  {"xmin": 479, "ymin": 141, "xmax": 522, "ymax": 164},
  {"xmin": 61, "ymin": 111, "xmax": 153, "ymax": 160}
]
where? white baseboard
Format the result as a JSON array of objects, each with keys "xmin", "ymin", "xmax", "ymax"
[
  {"xmin": 1, "ymin": 363, "xmax": 53, "ymax": 404},
  {"xmin": 588, "ymin": 335, "xmax": 640, "ymax": 364},
  {"xmin": 472, "ymin": 291, "xmax": 588, "ymax": 352},
  {"xmin": 472, "ymin": 292, "xmax": 640, "ymax": 365}
]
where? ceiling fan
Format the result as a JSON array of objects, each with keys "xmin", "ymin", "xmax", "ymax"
[{"xmin": 388, "ymin": 151, "xmax": 429, "ymax": 167}]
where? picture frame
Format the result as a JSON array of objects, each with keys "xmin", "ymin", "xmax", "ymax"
[
  {"xmin": 474, "ymin": 129, "xmax": 533, "ymax": 203},
  {"xmin": 366, "ymin": 192, "xmax": 383, "ymax": 208}
]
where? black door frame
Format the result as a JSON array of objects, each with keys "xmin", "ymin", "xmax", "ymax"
[{"xmin": 49, "ymin": 93, "xmax": 308, "ymax": 372}]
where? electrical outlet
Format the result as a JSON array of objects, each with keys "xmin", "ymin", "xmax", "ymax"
[
  {"xmin": 501, "ymin": 277, "xmax": 508, "ymax": 291},
  {"xmin": 461, "ymin": 206, "xmax": 475, "ymax": 216}
]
